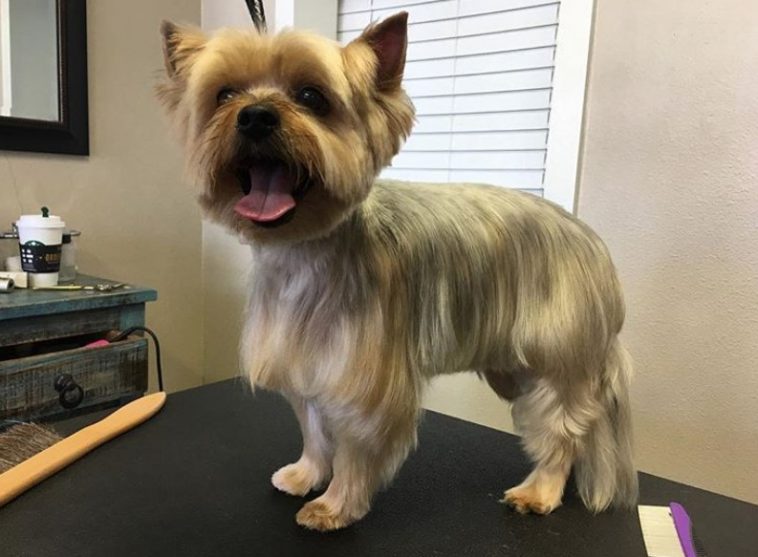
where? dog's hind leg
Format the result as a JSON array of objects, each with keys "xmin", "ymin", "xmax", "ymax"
[
  {"xmin": 272, "ymin": 396, "xmax": 333, "ymax": 497},
  {"xmin": 502, "ymin": 377, "xmax": 587, "ymax": 514},
  {"xmin": 501, "ymin": 340, "xmax": 638, "ymax": 514}
]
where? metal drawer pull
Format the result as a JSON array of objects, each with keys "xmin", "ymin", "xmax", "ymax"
[{"xmin": 54, "ymin": 374, "xmax": 84, "ymax": 410}]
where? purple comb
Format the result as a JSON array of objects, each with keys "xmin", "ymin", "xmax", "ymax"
[{"xmin": 670, "ymin": 502, "xmax": 708, "ymax": 557}]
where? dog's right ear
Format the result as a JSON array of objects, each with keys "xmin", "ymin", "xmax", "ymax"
[{"xmin": 160, "ymin": 21, "xmax": 206, "ymax": 79}]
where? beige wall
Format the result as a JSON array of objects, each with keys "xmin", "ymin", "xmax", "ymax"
[
  {"xmin": 577, "ymin": 0, "xmax": 758, "ymax": 503},
  {"xmin": 0, "ymin": 0, "xmax": 203, "ymax": 392}
]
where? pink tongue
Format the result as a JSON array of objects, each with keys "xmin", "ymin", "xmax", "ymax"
[{"xmin": 234, "ymin": 165, "xmax": 296, "ymax": 222}]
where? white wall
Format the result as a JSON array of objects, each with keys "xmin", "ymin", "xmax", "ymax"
[{"xmin": 0, "ymin": 0, "xmax": 204, "ymax": 392}]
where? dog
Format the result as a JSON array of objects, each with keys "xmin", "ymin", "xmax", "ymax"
[{"xmin": 157, "ymin": 12, "xmax": 638, "ymax": 531}]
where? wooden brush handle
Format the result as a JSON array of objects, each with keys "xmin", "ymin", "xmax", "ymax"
[{"xmin": 0, "ymin": 392, "xmax": 166, "ymax": 507}]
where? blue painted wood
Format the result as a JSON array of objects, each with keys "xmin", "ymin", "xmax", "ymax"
[
  {"xmin": 0, "ymin": 306, "xmax": 128, "ymax": 347},
  {"xmin": 0, "ymin": 336, "xmax": 148, "ymax": 420},
  {"xmin": 0, "ymin": 274, "xmax": 156, "ymax": 421},
  {"xmin": 0, "ymin": 274, "xmax": 157, "ymax": 321},
  {"xmin": 118, "ymin": 304, "xmax": 146, "ymax": 331}
]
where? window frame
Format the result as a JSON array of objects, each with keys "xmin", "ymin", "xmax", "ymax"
[{"xmin": 284, "ymin": 0, "xmax": 593, "ymax": 213}]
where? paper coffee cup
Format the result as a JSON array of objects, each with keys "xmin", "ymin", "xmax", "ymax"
[{"xmin": 16, "ymin": 212, "xmax": 66, "ymax": 288}]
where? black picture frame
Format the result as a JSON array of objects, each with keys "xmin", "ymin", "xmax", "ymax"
[{"xmin": 0, "ymin": 0, "xmax": 89, "ymax": 156}]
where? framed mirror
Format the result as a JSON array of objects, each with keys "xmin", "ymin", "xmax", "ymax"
[{"xmin": 0, "ymin": 0, "xmax": 88, "ymax": 156}]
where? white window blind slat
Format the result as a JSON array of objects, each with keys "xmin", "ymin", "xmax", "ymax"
[
  {"xmin": 458, "ymin": 0, "xmax": 557, "ymax": 16},
  {"xmin": 452, "ymin": 47, "xmax": 555, "ymax": 75},
  {"xmin": 403, "ymin": 130, "xmax": 548, "ymax": 152},
  {"xmin": 415, "ymin": 91, "xmax": 550, "ymax": 117},
  {"xmin": 413, "ymin": 115, "xmax": 452, "ymax": 133},
  {"xmin": 452, "ymin": 110, "xmax": 550, "ymax": 132},
  {"xmin": 455, "ymin": 26, "xmax": 557, "ymax": 56},
  {"xmin": 449, "ymin": 169, "xmax": 543, "ymax": 186},
  {"xmin": 338, "ymin": 11, "xmax": 373, "ymax": 31},
  {"xmin": 337, "ymin": 1, "xmax": 568, "ymax": 194},
  {"xmin": 405, "ymin": 39, "xmax": 457, "ymax": 61},
  {"xmin": 402, "ymin": 19, "xmax": 459, "ymax": 41},
  {"xmin": 405, "ymin": 58, "xmax": 456, "ymax": 79},
  {"xmin": 403, "ymin": 134, "xmax": 452, "ymax": 151},
  {"xmin": 406, "ymin": 68, "xmax": 553, "ymax": 98},
  {"xmin": 392, "ymin": 150, "xmax": 545, "ymax": 170},
  {"xmin": 452, "ymin": 89, "xmax": 551, "ymax": 114},
  {"xmin": 382, "ymin": 168, "xmax": 451, "ymax": 181},
  {"xmin": 458, "ymin": 5, "xmax": 558, "ymax": 35},
  {"xmin": 450, "ymin": 150, "xmax": 546, "ymax": 169},
  {"xmin": 369, "ymin": 1, "xmax": 459, "ymax": 25},
  {"xmin": 371, "ymin": 0, "xmax": 456, "ymax": 10},
  {"xmin": 404, "ymin": 77, "xmax": 455, "ymax": 97},
  {"xmin": 449, "ymin": 130, "xmax": 548, "ymax": 150},
  {"xmin": 339, "ymin": 0, "xmax": 371, "ymax": 14},
  {"xmin": 453, "ymin": 67, "xmax": 553, "ymax": 94}
]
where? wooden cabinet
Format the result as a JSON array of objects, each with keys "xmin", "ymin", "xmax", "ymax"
[{"xmin": 0, "ymin": 275, "xmax": 157, "ymax": 421}]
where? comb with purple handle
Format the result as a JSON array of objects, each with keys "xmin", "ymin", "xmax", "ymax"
[{"xmin": 670, "ymin": 502, "xmax": 709, "ymax": 557}]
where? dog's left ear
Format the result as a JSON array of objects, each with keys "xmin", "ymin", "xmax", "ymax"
[
  {"xmin": 352, "ymin": 11, "xmax": 408, "ymax": 91},
  {"xmin": 160, "ymin": 21, "xmax": 206, "ymax": 79}
]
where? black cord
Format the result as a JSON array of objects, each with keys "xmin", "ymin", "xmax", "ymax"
[{"xmin": 112, "ymin": 326, "xmax": 164, "ymax": 392}]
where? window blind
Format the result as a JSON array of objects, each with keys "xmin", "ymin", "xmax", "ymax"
[{"xmin": 337, "ymin": 0, "xmax": 561, "ymax": 196}]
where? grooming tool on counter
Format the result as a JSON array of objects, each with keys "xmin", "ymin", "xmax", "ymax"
[
  {"xmin": 0, "ymin": 392, "xmax": 166, "ymax": 507},
  {"xmin": 639, "ymin": 503, "xmax": 709, "ymax": 557},
  {"xmin": 33, "ymin": 283, "xmax": 128, "ymax": 292},
  {"xmin": 0, "ymin": 277, "xmax": 14, "ymax": 292}
]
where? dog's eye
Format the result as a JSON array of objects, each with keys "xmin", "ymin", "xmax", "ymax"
[
  {"xmin": 295, "ymin": 87, "xmax": 329, "ymax": 115},
  {"xmin": 217, "ymin": 88, "xmax": 238, "ymax": 106}
]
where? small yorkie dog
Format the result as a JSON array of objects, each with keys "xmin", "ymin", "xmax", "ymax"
[{"xmin": 158, "ymin": 12, "xmax": 638, "ymax": 531}]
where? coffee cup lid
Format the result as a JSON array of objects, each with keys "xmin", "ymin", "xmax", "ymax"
[{"xmin": 16, "ymin": 213, "xmax": 65, "ymax": 229}]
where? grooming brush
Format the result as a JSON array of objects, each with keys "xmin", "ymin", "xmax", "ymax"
[
  {"xmin": 0, "ymin": 326, "xmax": 166, "ymax": 507},
  {"xmin": 638, "ymin": 502, "xmax": 709, "ymax": 557},
  {"xmin": 0, "ymin": 393, "xmax": 166, "ymax": 507}
]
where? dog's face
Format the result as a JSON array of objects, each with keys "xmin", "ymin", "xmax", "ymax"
[{"xmin": 157, "ymin": 13, "xmax": 414, "ymax": 243}]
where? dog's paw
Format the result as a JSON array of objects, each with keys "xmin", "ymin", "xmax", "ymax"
[
  {"xmin": 271, "ymin": 461, "xmax": 324, "ymax": 497},
  {"xmin": 501, "ymin": 483, "xmax": 561, "ymax": 515},
  {"xmin": 295, "ymin": 499, "xmax": 352, "ymax": 531}
]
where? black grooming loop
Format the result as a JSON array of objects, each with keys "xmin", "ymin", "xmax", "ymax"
[{"xmin": 245, "ymin": 0, "xmax": 267, "ymax": 32}]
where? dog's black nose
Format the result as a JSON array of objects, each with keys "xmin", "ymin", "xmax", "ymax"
[{"xmin": 236, "ymin": 105, "xmax": 280, "ymax": 140}]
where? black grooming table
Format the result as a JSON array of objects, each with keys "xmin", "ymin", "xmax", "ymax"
[{"xmin": 2, "ymin": 380, "xmax": 756, "ymax": 557}]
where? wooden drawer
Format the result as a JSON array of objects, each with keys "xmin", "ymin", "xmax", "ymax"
[
  {"xmin": 0, "ymin": 336, "xmax": 148, "ymax": 421},
  {"xmin": 0, "ymin": 305, "xmax": 144, "ymax": 348}
]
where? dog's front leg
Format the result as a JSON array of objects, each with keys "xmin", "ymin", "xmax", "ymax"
[
  {"xmin": 272, "ymin": 397, "xmax": 333, "ymax": 497},
  {"xmin": 295, "ymin": 417, "xmax": 416, "ymax": 531}
]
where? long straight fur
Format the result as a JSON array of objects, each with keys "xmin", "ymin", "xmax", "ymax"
[
  {"xmin": 241, "ymin": 181, "xmax": 638, "ymax": 517},
  {"xmin": 158, "ymin": 11, "xmax": 638, "ymax": 530}
]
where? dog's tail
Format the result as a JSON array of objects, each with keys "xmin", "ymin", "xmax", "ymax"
[{"xmin": 575, "ymin": 340, "xmax": 638, "ymax": 512}]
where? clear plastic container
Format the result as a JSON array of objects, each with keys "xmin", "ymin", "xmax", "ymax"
[{"xmin": 59, "ymin": 230, "xmax": 81, "ymax": 282}]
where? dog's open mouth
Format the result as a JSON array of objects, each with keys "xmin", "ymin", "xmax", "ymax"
[{"xmin": 234, "ymin": 160, "xmax": 312, "ymax": 227}]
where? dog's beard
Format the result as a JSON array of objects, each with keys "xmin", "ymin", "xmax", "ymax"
[{"xmin": 233, "ymin": 158, "xmax": 314, "ymax": 228}]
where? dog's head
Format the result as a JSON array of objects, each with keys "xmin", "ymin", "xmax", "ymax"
[{"xmin": 157, "ymin": 12, "xmax": 414, "ymax": 243}]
